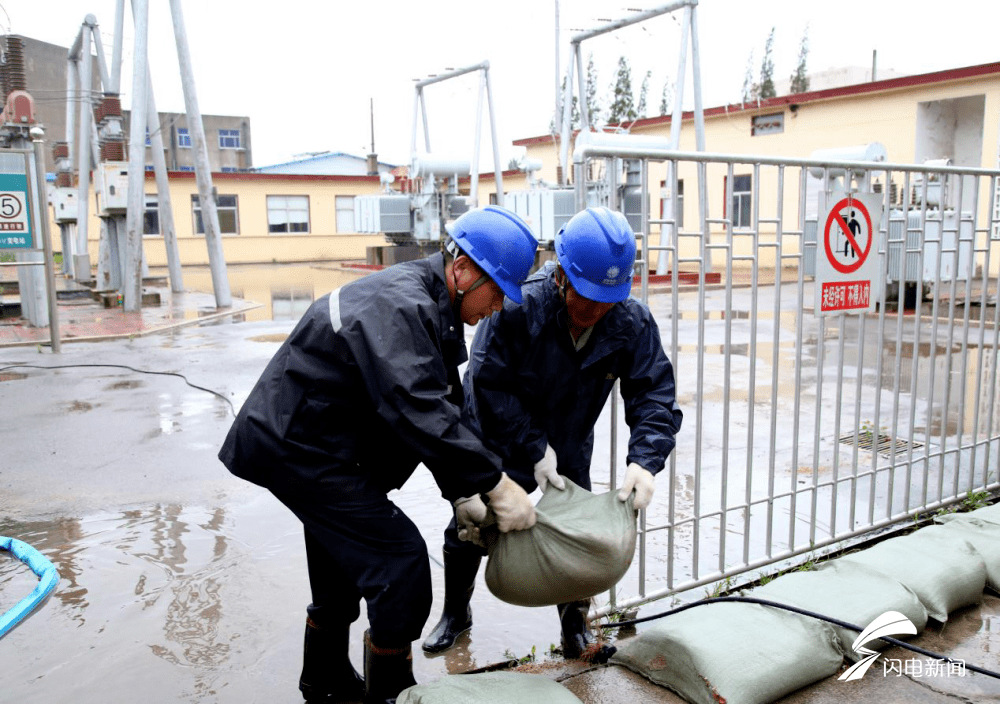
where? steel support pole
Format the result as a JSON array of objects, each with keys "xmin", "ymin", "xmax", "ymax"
[
  {"xmin": 33, "ymin": 131, "xmax": 61, "ymax": 352},
  {"xmin": 145, "ymin": 72, "xmax": 183, "ymax": 292},
  {"xmin": 123, "ymin": 0, "xmax": 149, "ymax": 312},
  {"xmin": 74, "ymin": 23, "xmax": 93, "ymax": 274},
  {"xmin": 484, "ymin": 65, "xmax": 504, "ymax": 206},
  {"xmin": 471, "ymin": 71, "xmax": 484, "ymax": 207},
  {"xmin": 110, "ymin": 0, "xmax": 125, "ymax": 93},
  {"xmin": 169, "ymin": 0, "xmax": 231, "ymax": 308}
]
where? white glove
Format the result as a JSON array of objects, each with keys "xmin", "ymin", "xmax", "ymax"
[
  {"xmin": 533, "ymin": 443, "xmax": 565, "ymax": 492},
  {"xmin": 617, "ymin": 463, "xmax": 656, "ymax": 510},
  {"xmin": 454, "ymin": 494, "xmax": 488, "ymax": 545},
  {"xmin": 486, "ymin": 473, "xmax": 537, "ymax": 532}
]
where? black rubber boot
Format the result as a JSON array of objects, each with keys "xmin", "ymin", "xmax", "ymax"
[
  {"xmin": 298, "ymin": 617, "xmax": 365, "ymax": 703},
  {"xmin": 421, "ymin": 548, "xmax": 482, "ymax": 653},
  {"xmin": 363, "ymin": 630, "xmax": 417, "ymax": 704},
  {"xmin": 558, "ymin": 600, "xmax": 597, "ymax": 659}
]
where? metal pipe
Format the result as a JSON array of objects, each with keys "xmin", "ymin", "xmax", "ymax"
[
  {"xmin": 89, "ymin": 19, "xmax": 112, "ymax": 91},
  {"xmin": 74, "ymin": 24, "xmax": 93, "ymax": 273},
  {"xmin": 110, "ymin": 0, "xmax": 125, "ymax": 93},
  {"xmin": 144, "ymin": 67, "xmax": 183, "ymax": 292},
  {"xmin": 123, "ymin": 0, "xmax": 148, "ymax": 312},
  {"xmin": 484, "ymin": 65, "xmax": 504, "ymax": 207},
  {"xmin": 689, "ymin": 4, "xmax": 706, "ymax": 152},
  {"xmin": 32, "ymin": 132, "xmax": 61, "ymax": 352},
  {"xmin": 470, "ymin": 71, "xmax": 484, "ymax": 207},
  {"xmin": 413, "ymin": 61, "xmax": 489, "ymax": 89},
  {"xmin": 573, "ymin": 145, "xmax": 999, "ymax": 176},
  {"xmin": 169, "ymin": 0, "xmax": 231, "ymax": 308},
  {"xmin": 558, "ymin": 47, "xmax": 577, "ymax": 186},
  {"xmin": 569, "ymin": 0, "xmax": 693, "ymax": 43}
]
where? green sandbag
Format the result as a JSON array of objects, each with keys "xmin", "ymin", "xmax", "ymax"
[
  {"xmin": 610, "ymin": 601, "xmax": 843, "ymax": 704},
  {"xmin": 754, "ymin": 559, "xmax": 928, "ymax": 658},
  {"xmin": 963, "ymin": 501, "xmax": 1000, "ymax": 525},
  {"xmin": 396, "ymin": 672, "xmax": 583, "ymax": 704},
  {"xmin": 838, "ymin": 528, "xmax": 986, "ymax": 622},
  {"xmin": 484, "ymin": 478, "xmax": 636, "ymax": 607},
  {"xmin": 930, "ymin": 516, "xmax": 1000, "ymax": 592}
]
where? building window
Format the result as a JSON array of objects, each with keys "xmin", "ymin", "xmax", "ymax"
[
  {"xmin": 267, "ymin": 195, "xmax": 310, "ymax": 233},
  {"xmin": 751, "ymin": 112, "xmax": 784, "ymax": 136},
  {"xmin": 218, "ymin": 129, "xmax": 241, "ymax": 149},
  {"xmin": 335, "ymin": 195, "xmax": 355, "ymax": 233},
  {"xmin": 271, "ymin": 287, "xmax": 315, "ymax": 321},
  {"xmin": 143, "ymin": 194, "xmax": 159, "ymax": 235},
  {"xmin": 729, "ymin": 174, "xmax": 752, "ymax": 229},
  {"xmin": 659, "ymin": 179, "xmax": 684, "ymax": 228},
  {"xmin": 192, "ymin": 194, "xmax": 239, "ymax": 235},
  {"xmin": 177, "ymin": 128, "xmax": 191, "ymax": 148}
]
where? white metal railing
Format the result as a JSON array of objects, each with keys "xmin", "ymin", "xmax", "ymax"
[{"xmin": 577, "ymin": 146, "xmax": 1000, "ymax": 618}]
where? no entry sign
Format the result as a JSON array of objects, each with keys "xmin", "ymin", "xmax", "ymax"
[{"xmin": 815, "ymin": 191, "xmax": 881, "ymax": 316}]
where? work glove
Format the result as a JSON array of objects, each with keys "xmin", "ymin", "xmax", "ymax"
[
  {"xmin": 533, "ymin": 443, "xmax": 566, "ymax": 493},
  {"xmin": 486, "ymin": 472, "xmax": 537, "ymax": 532},
  {"xmin": 454, "ymin": 494, "xmax": 488, "ymax": 546},
  {"xmin": 617, "ymin": 462, "xmax": 656, "ymax": 510}
]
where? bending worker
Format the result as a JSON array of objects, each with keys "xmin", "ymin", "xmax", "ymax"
[
  {"xmin": 219, "ymin": 206, "xmax": 540, "ymax": 704},
  {"xmin": 424, "ymin": 206, "xmax": 683, "ymax": 658}
]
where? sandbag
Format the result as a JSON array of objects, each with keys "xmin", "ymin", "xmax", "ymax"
[
  {"xmin": 838, "ymin": 528, "xmax": 986, "ymax": 622},
  {"xmin": 930, "ymin": 516, "xmax": 1000, "ymax": 592},
  {"xmin": 396, "ymin": 672, "xmax": 583, "ymax": 704},
  {"xmin": 610, "ymin": 601, "xmax": 843, "ymax": 704},
  {"xmin": 963, "ymin": 501, "xmax": 1000, "ymax": 525},
  {"xmin": 754, "ymin": 559, "xmax": 928, "ymax": 658},
  {"xmin": 485, "ymin": 478, "xmax": 636, "ymax": 607}
]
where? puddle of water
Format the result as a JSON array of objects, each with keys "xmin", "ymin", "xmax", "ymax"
[{"xmin": 149, "ymin": 264, "xmax": 366, "ymax": 323}]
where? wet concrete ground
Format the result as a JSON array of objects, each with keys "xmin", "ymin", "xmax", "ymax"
[{"xmin": 2, "ymin": 263, "xmax": 999, "ymax": 703}]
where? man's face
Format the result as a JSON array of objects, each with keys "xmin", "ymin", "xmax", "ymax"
[
  {"xmin": 558, "ymin": 271, "xmax": 615, "ymax": 329},
  {"xmin": 455, "ymin": 257, "xmax": 505, "ymax": 325}
]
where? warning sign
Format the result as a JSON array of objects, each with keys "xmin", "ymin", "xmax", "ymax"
[
  {"xmin": 0, "ymin": 173, "xmax": 33, "ymax": 250},
  {"xmin": 815, "ymin": 191, "xmax": 881, "ymax": 316}
]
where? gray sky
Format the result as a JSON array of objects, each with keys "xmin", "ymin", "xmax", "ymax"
[{"xmin": 5, "ymin": 0, "xmax": 998, "ymax": 169}]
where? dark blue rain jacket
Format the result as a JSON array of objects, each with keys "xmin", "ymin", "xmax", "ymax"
[
  {"xmin": 463, "ymin": 262, "xmax": 682, "ymax": 489},
  {"xmin": 219, "ymin": 253, "xmax": 503, "ymax": 502}
]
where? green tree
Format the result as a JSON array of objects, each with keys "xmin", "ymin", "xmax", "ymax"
[
  {"xmin": 758, "ymin": 27, "xmax": 776, "ymax": 99},
  {"xmin": 607, "ymin": 56, "xmax": 636, "ymax": 124},
  {"xmin": 659, "ymin": 79, "xmax": 672, "ymax": 116},
  {"xmin": 789, "ymin": 27, "xmax": 810, "ymax": 94},
  {"xmin": 550, "ymin": 76, "xmax": 580, "ymax": 132},
  {"xmin": 741, "ymin": 50, "xmax": 756, "ymax": 103},
  {"xmin": 585, "ymin": 53, "xmax": 601, "ymax": 125},
  {"xmin": 637, "ymin": 70, "xmax": 651, "ymax": 119}
]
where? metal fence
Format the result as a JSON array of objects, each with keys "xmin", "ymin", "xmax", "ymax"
[{"xmin": 577, "ymin": 144, "xmax": 1000, "ymax": 617}]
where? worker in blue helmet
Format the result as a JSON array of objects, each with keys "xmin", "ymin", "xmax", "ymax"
[
  {"xmin": 219, "ymin": 205, "xmax": 539, "ymax": 704},
  {"xmin": 424, "ymin": 206, "xmax": 682, "ymax": 659}
]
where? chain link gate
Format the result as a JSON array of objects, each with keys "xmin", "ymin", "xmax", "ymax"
[{"xmin": 574, "ymin": 145, "xmax": 1000, "ymax": 618}]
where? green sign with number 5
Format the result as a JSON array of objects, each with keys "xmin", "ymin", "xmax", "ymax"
[{"xmin": 0, "ymin": 173, "xmax": 33, "ymax": 249}]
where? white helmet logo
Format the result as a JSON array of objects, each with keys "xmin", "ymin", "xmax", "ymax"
[{"xmin": 606, "ymin": 266, "xmax": 620, "ymax": 280}]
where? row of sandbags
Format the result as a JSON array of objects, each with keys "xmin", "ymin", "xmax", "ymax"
[
  {"xmin": 609, "ymin": 501, "xmax": 1000, "ymax": 704},
  {"xmin": 395, "ymin": 501, "xmax": 999, "ymax": 704}
]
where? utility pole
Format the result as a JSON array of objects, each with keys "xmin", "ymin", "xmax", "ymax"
[{"xmin": 169, "ymin": 0, "xmax": 231, "ymax": 308}]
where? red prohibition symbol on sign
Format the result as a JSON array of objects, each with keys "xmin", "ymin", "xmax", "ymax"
[{"xmin": 823, "ymin": 197, "xmax": 873, "ymax": 275}]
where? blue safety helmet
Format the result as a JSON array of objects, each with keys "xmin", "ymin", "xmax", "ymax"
[
  {"xmin": 555, "ymin": 207, "xmax": 636, "ymax": 303},
  {"xmin": 448, "ymin": 205, "xmax": 538, "ymax": 304}
]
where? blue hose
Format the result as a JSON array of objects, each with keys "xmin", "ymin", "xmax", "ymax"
[{"xmin": 0, "ymin": 536, "xmax": 59, "ymax": 638}]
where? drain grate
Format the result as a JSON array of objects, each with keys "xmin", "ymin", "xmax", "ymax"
[{"xmin": 839, "ymin": 432, "xmax": 925, "ymax": 455}]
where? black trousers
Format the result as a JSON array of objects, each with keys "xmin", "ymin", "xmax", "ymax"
[{"xmin": 275, "ymin": 474, "xmax": 432, "ymax": 648}]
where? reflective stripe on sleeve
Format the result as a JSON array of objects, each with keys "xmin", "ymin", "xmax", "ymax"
[{"xmin": 328, "ymin": 287, "xmax": 343, "ymax": 332}]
